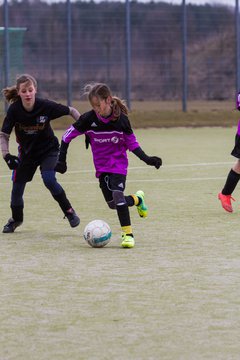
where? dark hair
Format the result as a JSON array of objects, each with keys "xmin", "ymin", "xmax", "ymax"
[
  {"xmin": 2, "ymin": 74, "xmax": 37, "ymax": 103},
  {"xmin": 84, "ymin": 82, "xmax": 128, "ymax": 116}
]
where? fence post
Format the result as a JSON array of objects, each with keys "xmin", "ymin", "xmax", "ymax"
[
  {"xmin": 3, "ymin": 0, "xmax": 9, "ymax": 87},
  {"xmin": 67, "ymin": 0, "xmax": 72, "ymax": 106},
  {"xmin": 3, "ymin": 0, "xmax": 9, "ymax": 112},
  {"xmin": 236, "ymin": 0, "xmax": 240, "ymax": 94},
  {"xmin": 125, "ymin": 0, "xmax": 131, "ymax": 110},
  {"xmin": 182, "ymin": 0, "xmax": 187, "ymax": 112}
]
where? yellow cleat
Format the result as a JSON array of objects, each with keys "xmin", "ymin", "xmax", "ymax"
[
  {"xmin": 135, "ymin": 190, "xmax": 148, "ymax": 218},
  {"xmin": 121, "ymin": 233, "xmax": 135, "ymax": 248}
]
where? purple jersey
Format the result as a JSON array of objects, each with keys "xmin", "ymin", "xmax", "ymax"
[
  {"xmin": 62, "ymin": 110, "xmax": 140, "ymax": 177},
  {"xmin": 237, "ymin": 92, "xmax": 240, "ymax": 110},
  {"xmin": 237, "ymin": 93, "xmax": 240, "ymax": 135}
]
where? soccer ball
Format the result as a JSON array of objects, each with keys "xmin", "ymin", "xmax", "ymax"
[{"xmin": 83, "ymin": 220, "xmax": 112, "ymax": 248}]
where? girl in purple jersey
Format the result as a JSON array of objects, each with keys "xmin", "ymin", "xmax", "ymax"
[
  {"xmin": 0, "ymin": 74, "xmax": 80, "ymax": 233},
  {"xmin": 55, "ymin": 82, "xmax": 162, "ymax": 248},
  {"xmin": 218, "ymin": 92, "xmax": 240, "ymax": 212}
]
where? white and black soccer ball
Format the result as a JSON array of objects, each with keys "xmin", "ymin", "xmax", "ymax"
[{"xmin": 83, "ymin": 220, "xmax": 112, "ymax": 248}]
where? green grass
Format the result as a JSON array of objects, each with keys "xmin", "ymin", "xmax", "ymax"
[{"xmin": 1, "ymin": 128, "xmax": 240, "ymax": 359}]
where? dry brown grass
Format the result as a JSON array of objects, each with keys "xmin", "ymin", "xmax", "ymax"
[{"xmin": 0, "ymin": 100, "xmax": 238, "ymax": 129}]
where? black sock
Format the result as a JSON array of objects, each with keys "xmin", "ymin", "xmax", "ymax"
[
  {"xmin": 125, "ymin": 195, "xmax": 142, "ymax": 207},
  {"xmin": 116, "ymin": 204, "xmax": 131, "ymax": 227},
  {"xmin": 11, "ymin": 205, "xmax": 24, "ymax": 222},
  {"xmin": 125, "ymin": 195, "xmax": 135, "ymax": 207},
  {"xmin": 52, "ymin": 190, "xmax": 72, "ymax": 214},
  {"xmin": 222, "ymin": 169, "xmax": 240, "ymax": 195}
]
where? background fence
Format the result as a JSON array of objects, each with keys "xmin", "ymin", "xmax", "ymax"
[{"xmin": 0, "ymin": 0, "xmax": 240, "ymax": 115}]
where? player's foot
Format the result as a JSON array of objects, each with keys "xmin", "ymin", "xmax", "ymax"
[
  {"xmin": 2, "ymin": 218, "xmax": 23, "ymax": 233},
  {"xmin": 65, "ymin": 208, "xmax": 80, "ymax": 227},
  {"xmin": 218, "ymin": 192, "xmax": 235, "ymax": 213},
  {"xmin": 121, "ymin": 233, "xmax": 135, "ymax": 248},
  {"xmin": 135, "ymin": 190, "xmax": 148, "ymax": 218}
]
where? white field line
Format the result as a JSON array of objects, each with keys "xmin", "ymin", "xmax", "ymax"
[
  {"xmin": 128, "ymin": 176, "xmax": 227, "ymax": 183},
  {"xmin": 0, "ymin": 177, "xmax": 227, "ymax": 185},
  {"xmin": 25, "ymin": 176, "xmax": 225, "ymax": 185},
  {"xmin": 152, "ymin": 161, "xmax": 233, "ymax": 168},
  {"xmin": 0, "ymin": 161, "xmax": 231, "ymax": 184},
  {"xmin": 0, "ymin": 160, "xmax": 233, "ymax": 179}
]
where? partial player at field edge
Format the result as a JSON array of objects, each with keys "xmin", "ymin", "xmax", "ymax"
[{"xmin": 218, "ymin": 92, "xmax": 240, "ymax": 213}]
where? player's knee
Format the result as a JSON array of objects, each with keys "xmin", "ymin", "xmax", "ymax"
[
  {"xmin": 112, "ymin": 191, "xmax": 126, "ymax": 206},
  {"xmin": 41, "ymin": 170, "xmax": 60, "ymax": 192},
  {"xmin": 107, "ymin": 200, "xmax": 116, "ymax": 209},
  {"xmin": 234, "ymin": 159, "xmax": 240, "ymax": 173}
]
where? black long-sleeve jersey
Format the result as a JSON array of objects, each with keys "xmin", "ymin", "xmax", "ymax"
[{"xmin": 1, "ymin": 98, "xmax": 70, "ymax": 159}]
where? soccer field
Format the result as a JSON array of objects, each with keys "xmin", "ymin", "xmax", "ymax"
[{"xmin": 1, "ymin": 127, "xmax": 240, "ymax": 360}]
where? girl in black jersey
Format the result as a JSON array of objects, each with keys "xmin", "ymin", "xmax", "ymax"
[
  {"xmin": 55, "ymin": 83, "xmax": 162, "ymax": 248},
  {"xmin": 0, "ymin": 74, "xmax": 80, "ymax": 233}
]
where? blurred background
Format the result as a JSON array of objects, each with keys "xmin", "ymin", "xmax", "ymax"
[{"xmin": 0, "ymin": 0, "xmax": 240, "ymax": 116}]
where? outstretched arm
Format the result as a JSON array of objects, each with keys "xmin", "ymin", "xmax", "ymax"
[
  {"xmin": 123, "ymin": 130, "xmax": 162, "ymax": 169},
  {"xmin": 69, "ymin": 106, "xmax": 81, "ymax": 121},
  {"xmin": 132, "ymin": 146, "xmax": 162, "ymax": 169}
]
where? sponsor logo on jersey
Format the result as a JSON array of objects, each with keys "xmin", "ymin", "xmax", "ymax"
[
  {"xmin": 91, "ymin": 122, "xmax": 98, "ymax": 127},
  {"xmin": 15, "ymin": 122, "xmax": 46, "ymax": 134},
  {"xmin": 93, "ymin": 136, "xmax": 120, "ymax": 144},
  {"xmin": 111, "ymin": 136, "xmax": 119, "ymax": 143},
  {"xmin": 38, "ymin": 116, "xmax": 48, "ymax": 123}
]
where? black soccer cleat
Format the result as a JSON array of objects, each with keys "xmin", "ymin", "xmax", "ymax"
[
  {"xmin": 64, "ymin": 209, "xmax": 80, "ymax": 228},
  {"xmin": 3, "ymin": 218, "xmax": 23, "ymax": 233}
]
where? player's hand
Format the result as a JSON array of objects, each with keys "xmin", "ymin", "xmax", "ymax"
[
  {"xmin": 147, "ymin": 156, "xmax": 162, "ymax": 169},
  {"xmin": 4, "ymin": 153, "xmax": 20, "ymax": 170},
  {"xmin": 54, "ymin": 161, "xmax": 67, "ymax": 174}
]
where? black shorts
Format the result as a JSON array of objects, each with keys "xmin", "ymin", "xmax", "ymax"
[
  {"xmin": 99, "ymin": 173, "xmax": 126, "ymax": 203},
  {"xmin": 12, "ymin": 150, "xmax": 58, "ymax": 183},
  {"xmin": 231, "ymin": 134, "xmax": 240, "ymax": 159}
]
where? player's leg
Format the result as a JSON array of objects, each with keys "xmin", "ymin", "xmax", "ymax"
[
  {"xmin": 125, "ymin": 190, "xmax": 148, "ymax": 218},
  {"xmin": 2, "ymin": 158, "xmax": 35, "ymax": 233},
  {"xmin": 40, "ymin": 152, "xmax": 80, "ymax": 227},
  {"xmin": 219, "ymin": 134, "xmax": 240, "ymax": 212},
  {"xmin": 114, "ymin": 193, "xmax": 135, "ymax": 248},
  {"xmin": 3, "ymin": 181, "xmax": 26, "ymax": 233},
  {"xmin": 99, "ymin": 173, "xmax": 134, "ymax": 248},
  {"xmin": 218, "ymin": 159, "xmax": 240, "ymax": 213}
]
